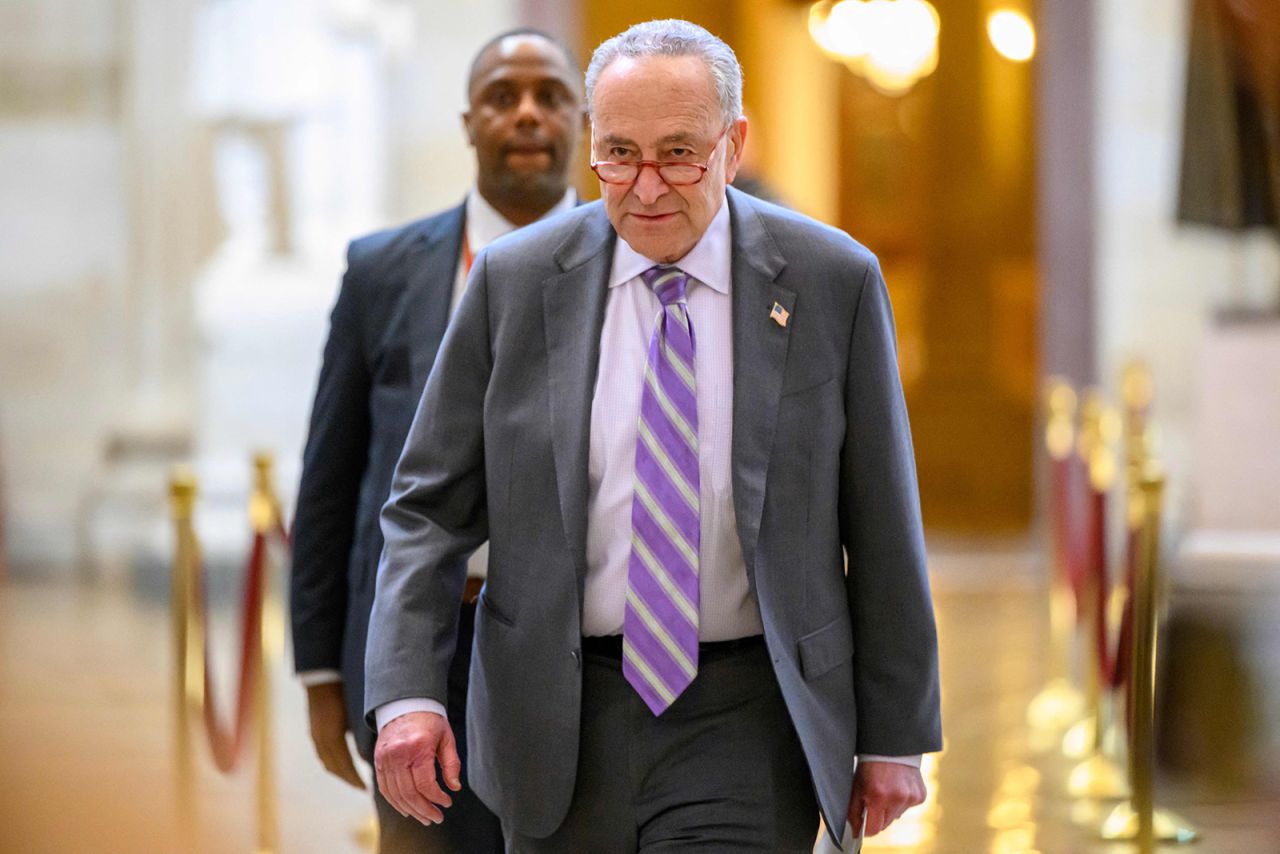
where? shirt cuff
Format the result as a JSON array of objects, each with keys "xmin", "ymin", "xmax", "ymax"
[
  {"xmin": 375, "ymin": 698, "xmax": 448, "ymax": 732},
  {"xmin": 298, "ymin": 669, "xmax": 342, "ymax": 687},
  {"xmin": 857, "ymin": 754, "xmax": 922, "ymax": 768}
]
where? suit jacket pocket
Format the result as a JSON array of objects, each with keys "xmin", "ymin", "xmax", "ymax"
[
  {"xmin": 478, "ymin": 590, "xmax": 516, "ymax": 628},
  {"xmin": 798, "ymin": 618, "xmax": 854, "ymax": 680},
  {"xmin": 781, "ymin": 373, "xmax": 836, "ymax": 399}
]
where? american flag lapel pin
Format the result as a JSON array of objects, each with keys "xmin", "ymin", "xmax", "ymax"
[{"xmin": 769, "ymin": 301, "xmax": 790, "ymax": 328}]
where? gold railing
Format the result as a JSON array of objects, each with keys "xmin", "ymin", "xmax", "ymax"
[
  {"xmin": 1099, "ymin": 465, "xmax": 1199, "ymax": 847},
  {"xmin": 1025, "ymin": 381, "xmax": 1085, "ymax": 735},
  {"xmin": 170, "ymin": 452, "xmax": 287, "ymax": 853},
  {"xmin": 1033, "ymin": 365, "xmax": 1199, "ymax": 847}
]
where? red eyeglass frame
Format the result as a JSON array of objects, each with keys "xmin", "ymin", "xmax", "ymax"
[{"xmin": 589, "ymin": 126, "xmax": 730, "ymax": 186}]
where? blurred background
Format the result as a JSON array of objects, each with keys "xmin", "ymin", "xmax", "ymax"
[{"xmin": 1, "ymin": 0, "xmax": 1278, "ymax": 851}]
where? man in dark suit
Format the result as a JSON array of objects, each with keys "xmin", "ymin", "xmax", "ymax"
[
  {"xmin": 366, "ymin": 19, "xmax": 941, "ymax": 852},
  {"xmin": 288, "ymin": 28, "xmax": 584, "ymax": 854}
]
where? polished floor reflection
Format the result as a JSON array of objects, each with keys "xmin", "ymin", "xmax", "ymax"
[{"xmin": 2, "ymin": 546, "xmax": 1277, "ymax": 853}]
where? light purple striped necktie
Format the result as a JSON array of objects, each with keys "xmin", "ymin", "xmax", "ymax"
[{"xmin": 624, "ymin": 265, "xmax": 701, "ymax": 716}]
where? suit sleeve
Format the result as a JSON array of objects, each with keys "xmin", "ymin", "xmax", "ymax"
[
  {"xmin": 840, "ymin": 256, "xmax": 943, "ymax": 756},
  {"xmin": 363, "ymin": 252, "xmax": 493, "ymax": 727},
  {"xmin": 289, "ymin": 246, "xmax": 372, "ymax": 674}
]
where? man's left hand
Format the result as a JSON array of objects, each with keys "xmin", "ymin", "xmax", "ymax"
[
  {"xmin": 305, "ymin": 683, "xmax": 366, "ymax": 790},
  {"xmin": 847, "ymin": 761, "xmax": 926, "ymax": 837}
]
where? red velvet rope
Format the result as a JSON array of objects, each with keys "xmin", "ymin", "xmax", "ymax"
[
  {"xmin": 1049, "ymin": 392, "xmax": 1148, "ymax": 704},
  {"xmin": 191, "ymin": 519, "xmax": 290, "ymax": 774},
  {"xmin": 195, "ymin": 529, "xmax": 266, "ymax": 773},
  {"xmin": 1052, "ymin": 456, "xmax": 1090, "ymax": 618},
  {"xmin": 1113, "ymin": 532, "xmax": 1137, "ymax": 692},
  {"xmin": 1116, "ymin": 529, "xmax": 1138, "ymax": 743},
  {"xmin": 1085, "ymin": 487, "xmax": 1136, "ymax": 694}
]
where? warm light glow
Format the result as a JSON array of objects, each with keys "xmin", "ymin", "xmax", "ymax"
[
  {"xmin": 987, "ymin": 763, "xmax": 1043, "ymax": 853},
  {"xmin": 862, "ymin": 1, "xmax": 939, "ymax": 95},
  {"xmin": 987, "ymin": 9, "xmax": 1036, "ymax": 62},
  {"xmin": 989, "ymin": 798, "xmax": 1034, "ymax": 829},
  {"xmin": 990, "ymin": 826, "xmax": 1040, "ymax": 854},
  {"xmin": 809, "ymin": 0, "xmax": 873, "ymax": 61},
  {"xmin": 810, "ymin": 0, "xmax": 940, "ymax": 96},
  {"xmin": 862, "ymin": 45, "xmax": 937, "ymax": 95}
]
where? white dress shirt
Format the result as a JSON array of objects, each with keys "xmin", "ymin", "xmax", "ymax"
[
  {"xmin": 582, "ymin": 200, "xmax": 761, "ymax": 639},
  {"xmin": 373, "ymin": 194, "xmax": 919, "ymax": 768},
  {"xmin": 452, "ymin": 186, "xmax": 577, "ymax": 312}
]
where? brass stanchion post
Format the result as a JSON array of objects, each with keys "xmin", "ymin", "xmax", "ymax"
[
  {"xmin": 251, "ymin": 452, "xmax": 281, "ymax": 854},
  {"xmin": 1131, "ymin": 469, "xmax": 1161, "ymax": 849},
  {"xmin": 170, "ymin": 468, "xmax": 200, "ymax": 845},
  {"xmin": 1099, "ymin": 467, "xmax": 1199, "ymax": 846},
  {"xmin": 1066, "ymin": 392, "xmax": 1128, "ymax": 800},
  {"xmin": 1028, "ymin": 380, "xmax": 1087, "ymax": 736},
  {"xmin": 1063, "ymin": 392, "xmax": 1102, "ymax": 760}
]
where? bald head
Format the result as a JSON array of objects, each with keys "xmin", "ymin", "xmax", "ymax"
[{"xmin": 467, "ymin": 29, "xmax": 580, "ymax": 105}]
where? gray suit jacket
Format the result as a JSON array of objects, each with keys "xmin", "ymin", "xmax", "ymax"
[
  {"xmin": 291, "ymin": 203, "xmax": 464, "ymax": 759},
  {"xmin": 365, "ymin": 187, "xmax": 942, "ymax": 842}
]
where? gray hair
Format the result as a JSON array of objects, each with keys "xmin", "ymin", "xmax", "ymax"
[{"xmin": 585, "ymin": 19, "xmax": 744, "ymax": 127}]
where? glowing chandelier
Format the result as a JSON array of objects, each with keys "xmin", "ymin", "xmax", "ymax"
[{"xmin": 808, "ymin": 0, "xmax": 940, "ymax": 96}]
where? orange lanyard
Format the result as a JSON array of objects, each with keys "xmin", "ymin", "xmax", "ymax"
[{"xmin": 461, "ymin": 223, "xmax": 475, "ymax": 278}]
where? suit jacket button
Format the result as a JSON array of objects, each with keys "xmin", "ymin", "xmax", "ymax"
[{"xmin": 571, "ymin": 648, "xmax": 582, "ymax": 668}]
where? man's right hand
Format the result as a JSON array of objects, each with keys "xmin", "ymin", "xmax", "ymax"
[
  {"xmin": 305, "ymin": 683, "xmax": 366, "ymax": 790},
  {"xmin": 374, "ymin": 711, "xmax": 462, "ymax": 826}
]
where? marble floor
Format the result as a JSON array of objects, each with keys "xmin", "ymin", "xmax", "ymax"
[{"xmin": 1, "ymin": 546, "xmax": 1277, "ymax": 854}]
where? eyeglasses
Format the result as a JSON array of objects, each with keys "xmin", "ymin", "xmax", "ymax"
[{"xmin": 590, "ymin": 127, "xmax": 728, "ymax": 186}]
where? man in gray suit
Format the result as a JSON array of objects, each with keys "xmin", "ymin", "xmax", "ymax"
[{"xmin": 366, "ymin": 19, "xmax": 941, "ymax": 852}]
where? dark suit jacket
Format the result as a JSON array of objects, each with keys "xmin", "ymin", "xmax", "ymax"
[
  {"xmin": 366, "ymin": 187, "xmax": 942, "ymax": 842},
  {"xmin": 290, "ymin": 202, "xmax": 466, "ymax": 757}
]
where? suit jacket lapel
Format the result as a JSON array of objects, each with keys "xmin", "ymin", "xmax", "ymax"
[
  {"xmin": 543, "ymin": 207, "xmax": 616, "ymax": 583},
  {"xmin": 406, "ymin": 203, "xmax": 466, "ymax": 386},
  {"xmin": 727, "ymin": 188, "xmax": 793, "ymax": 576}
]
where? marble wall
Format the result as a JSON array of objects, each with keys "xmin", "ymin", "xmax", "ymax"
[
  {"xmin": 1, "ymin": 0, "xmax": 134, "ymax": 569},
  {"xmin": 0, "ymin": 0, "xmax": 519, "ymax": 576},
  {"xmin": 1092, "ymin": 0, "xmax": 1280, "ymax": 537}
]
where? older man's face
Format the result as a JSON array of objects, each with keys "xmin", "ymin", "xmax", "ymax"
[{"xmin": 591, "ymin": 55, "xmax": 746, "ymax": 264}]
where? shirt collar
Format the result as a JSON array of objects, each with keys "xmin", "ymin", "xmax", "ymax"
[
  {"xmin": 465, "ymin": 187, "xmax": 577, "ymax": 254},
  {"xmin": 608, "ymin": 196, "xmax": 731, "ymax": 294}
]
